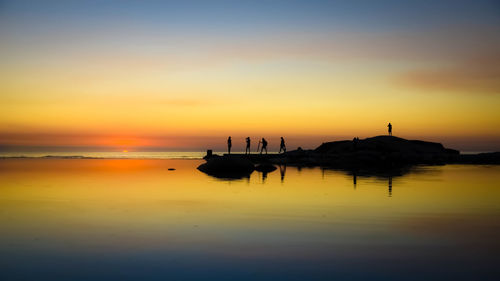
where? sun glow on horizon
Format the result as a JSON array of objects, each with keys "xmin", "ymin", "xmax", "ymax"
[{"xmin": 0, "ymin": 0, "xmax": 499, "ymax": 151}]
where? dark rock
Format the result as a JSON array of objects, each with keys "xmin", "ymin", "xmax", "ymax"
[
  {"xmin": 315, "ymin": 140, "xmax": 353, "ymax": 154},
  {"xmin": 206, "ymin": 150, "xmax": 213, "ymax": 157},
  {"xmin": 445, "ymin": 148, "xmax": 460, "ymax": 155},
  {"xmin": 203, "ymin": 150, "xmax": 220, "ymax": 160},
  {"xmin": 199, "ymin": 136, "xmax": 498, "ymax": 178},
  {"xmin": 455, "ymin": 152, "xmax": 500, "ymax": 164},
  {"xmin": 281, "ymin": 149, "xmax": 316, "ymax": 165},
  {"xmin": 255, "ymin": 164, "xmax": 277, "ymax": 173},
  {"xmin": 309, "ymin": 135, "xmax": 460, "ymax": 167},
  {"xmin": 197, "ymin": 155, "xmax": 254, "ymax": 179}
]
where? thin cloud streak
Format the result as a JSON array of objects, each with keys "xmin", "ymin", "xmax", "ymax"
[{"xmin": 396, "ymin": 54, "xmax": 500, "ymax": 94}]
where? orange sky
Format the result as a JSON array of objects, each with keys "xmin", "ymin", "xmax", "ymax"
[{"xmin": 1, "ymin": 1, "xmax": 499, "ymax": 152}]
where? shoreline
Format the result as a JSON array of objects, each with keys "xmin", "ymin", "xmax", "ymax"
[
  {"xmin": 197, "ymin": 136, "xmax": 500, "ymax": 179},
  {"xmin": 0, "ymin": 156, "xmax": 205, "ymax": 160}
]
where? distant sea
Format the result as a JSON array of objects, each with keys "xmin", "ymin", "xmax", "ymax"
[
  {"xmin": 0, "ymin": 150, "xmax": 488, "ymax": 159},
  {"xmin": 0, "ymin": 151, "xmax": 215, "ymax": 159}
]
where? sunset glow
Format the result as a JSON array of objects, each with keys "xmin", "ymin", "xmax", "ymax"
[
  {"xmin": 1, "ymin": 2, "xmax": 500, "ymax": 279},
  {"xmin": 1, "ymin": 0, "xmax": 499, "ymax": 152}
]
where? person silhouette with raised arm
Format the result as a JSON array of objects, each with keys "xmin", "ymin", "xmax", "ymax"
[
  {"xmin": 245, "ymin": 137, "xmax": 251, "ymax": 154},
  {"xmin": 260, "ymin": 138, "xmax": 268, "ymax": 154},
  {"xmin": 279, "ymin": 137, "xmax": 286, "ymax": 153},
  {"xmin": 227, "ymin": 136, "xmax": 232, "ymax": 154},
  {"xmin": 388, "ymin": 123, "xmax": 392, "ymax": 136}
]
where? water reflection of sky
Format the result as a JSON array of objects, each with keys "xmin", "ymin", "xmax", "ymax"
[{"xmin": 1, "ymin": 159, "xmax": 499, "ymax": 280}]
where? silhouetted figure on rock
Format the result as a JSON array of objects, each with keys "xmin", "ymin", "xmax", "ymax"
[
  {"xmin": 388, "ymin": 123, "xmax": 392, "ymax": 136},
  {"xmin": 279, "ymin": 137, "xmax": 286, "ymax": 153},
  {"xmin": 352, "ymin": 137, "xmax": 359, "ymax": 150},
  {"xmin": 260, "ymin": 138, "xmax": 268, "ymax": 154},
  {"xmin": 245, "ymin": 137, "xmax": 251, "ymax": 154},
  {"xmin": 227, "ymin": 136, "xmax": 232, "ymax": 154}
]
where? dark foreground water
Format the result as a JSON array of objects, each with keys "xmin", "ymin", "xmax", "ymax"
[{"xmin": 1, "ymin": 159, "xmax": 499, "ymax": 281}]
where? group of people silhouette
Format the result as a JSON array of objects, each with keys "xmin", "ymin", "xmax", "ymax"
[
  {"xmin": 227, "ymin": 137, "xmax": 286, "ymax": 155},
  {"xmin": 227, "ymin": 123, "xmax": 392, "ymax": 155}
]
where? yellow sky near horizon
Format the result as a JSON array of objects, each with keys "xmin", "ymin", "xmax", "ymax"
[
  {"xmin": 2, "ymin": 57, "xmax": 499, "ymax": 148},
  {"xmin": 1, "ymin": 1, "xmax": 499, "ymax": 151}
]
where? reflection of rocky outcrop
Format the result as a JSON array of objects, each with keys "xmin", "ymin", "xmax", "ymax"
[{"xmin": 197, "ymin": 155, "xmax": 255, "ymax": 179}]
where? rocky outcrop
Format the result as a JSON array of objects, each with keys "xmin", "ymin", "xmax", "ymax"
[
  {"xmin": 454, "ymin": 152, "xmax": 500, "ymax": 164},
  {"xmin": 198, "ymin": 136, "xmax": 498, "ymax": 179},
  {"xmin": 255, "ymin": 163, "xmax": 277, "ymax": 173},
  {"xmin": 197, "ymin": 155, "xmax": 255, "ymax": 179},
  {"xmin": 285, "ymin": 136, "xmax": 460, "ymax": 168}
]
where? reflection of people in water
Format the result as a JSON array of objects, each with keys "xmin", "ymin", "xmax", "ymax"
[
  {"xmin": 245, "ymin": 137, "xmax": 251, "ymax": 154},
  {"xmin": 279, "ymin": 137, "xmax": 286, "ymax": 153},
  {"xmin": 279, "ymin": 165, "xmax": 286, "ymax": 182},
  {"xmin": 262, "ymin": 171, "xmax": 268, "ymax": 182},
  {"xmin": 260, "ymin": 138, "xmax": 268, "ymax": 154},
  {"xmin": 227, "ymin": 136, "xmax": 232, "ymax": 154},
  {"xmin": 388, "ymin": 176, "xmax": 393, "ymax": 197},
  {"xmin": 388, "ymin": 123, "xmax": 392, "ymax": 136}
]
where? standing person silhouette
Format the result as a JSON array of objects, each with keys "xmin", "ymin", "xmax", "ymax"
[
  {"xmin": 260, "ymin": 138, "xmax": 268, "ymax": 154},
  {"xmin": 245, "ymin": 137, "xmax": 251, "ymax": 155},
  {"xmin": 279, "ymin": 137, "xmax": 286, "ymax": 153},
  {"xmin": 388, "ymin": 123, "xmax": 392, "ymax": 136},
  {"xmin": 227, "ymin": 136, "xmax": 232, "ymax": 154}
]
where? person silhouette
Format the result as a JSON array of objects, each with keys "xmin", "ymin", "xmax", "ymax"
[
  {"xmin": 227, "ymin": 136, "xmax": 232, "ymax": 154},
  {"xmin": 245, "ymin": 137, "xmax": 251, "ymax": 154},
  {"xmin": 260, "ymin": 138, "xmax": 268, "ymax": 154},
  {"xmin": 279, "ymin": 137, "xmax": 286, "ymax": 153},
  {"xmin": 388, "ymin": 123, "xmax": 392, "ymax": 136}
]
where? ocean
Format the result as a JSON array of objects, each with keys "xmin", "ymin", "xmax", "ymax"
[{"xmin": 1, "ymin": 158, "xmax": 499, "ymax": 280}]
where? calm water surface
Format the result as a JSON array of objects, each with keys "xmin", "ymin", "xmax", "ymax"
[{"xmin": 1, "ymin": 159, "xmax": 499, "ymax": 280}]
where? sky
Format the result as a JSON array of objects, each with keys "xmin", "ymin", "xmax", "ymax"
[{"xmin": 1, "ymin": 0, "xmax": 499, "ymax": 152}]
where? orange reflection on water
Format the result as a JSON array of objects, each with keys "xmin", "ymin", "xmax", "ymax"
[{"xmin": 1, "ymin": 159, "xmax": 500, "ymax": 266}]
